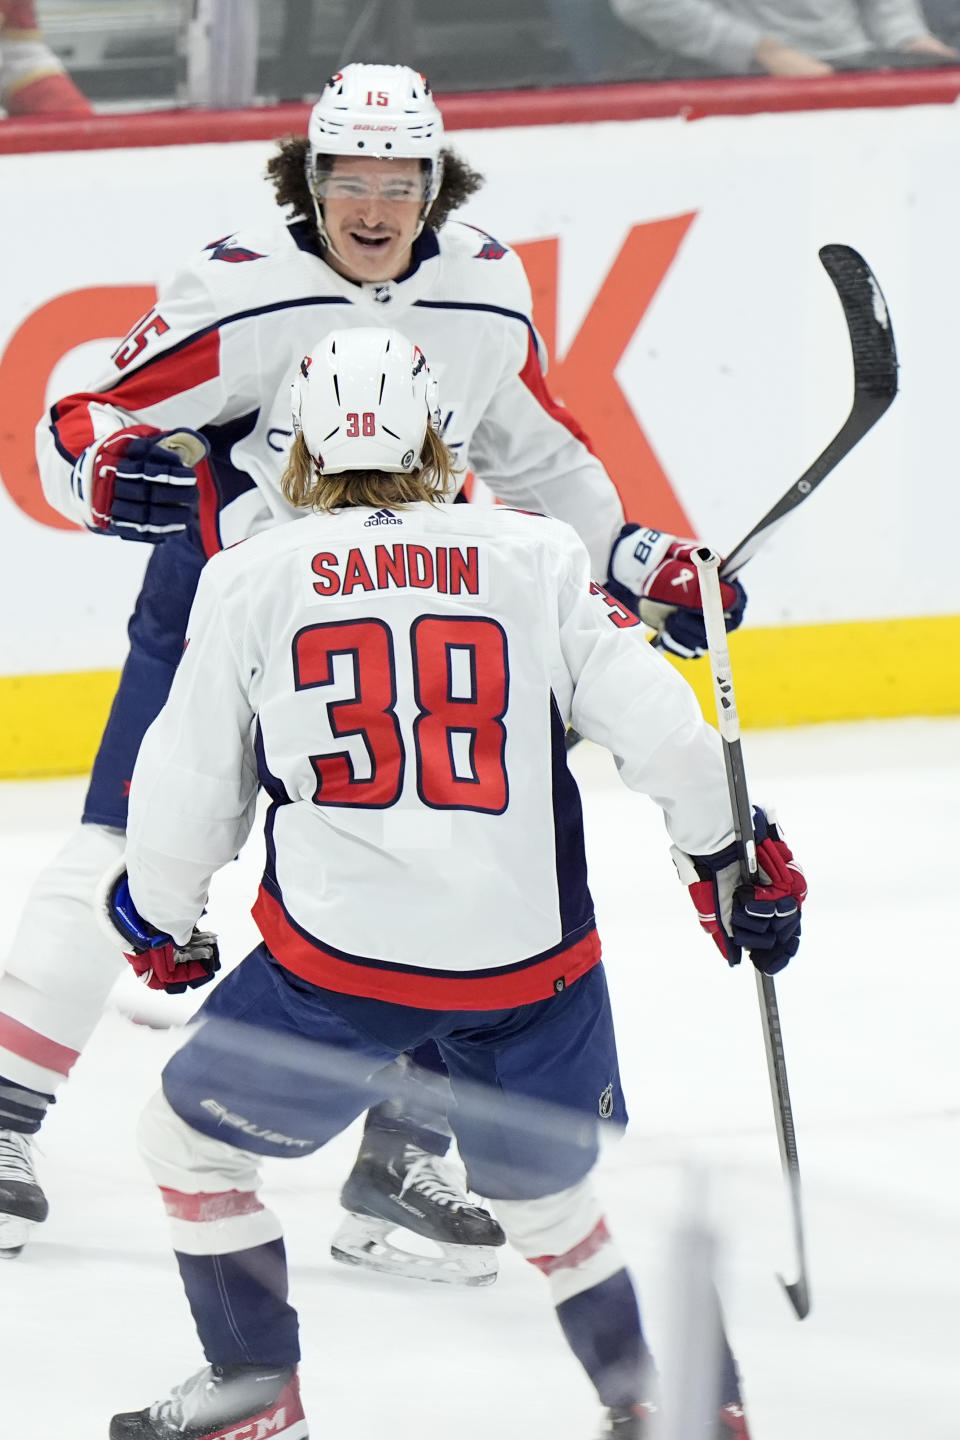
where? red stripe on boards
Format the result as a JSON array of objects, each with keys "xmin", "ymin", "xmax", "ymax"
[{"xmin": 3, "ymin": 72, "xmax": 960, "ymax": 156}]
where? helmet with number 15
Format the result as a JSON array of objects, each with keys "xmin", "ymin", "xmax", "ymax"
[
  {"xmin": 305, "ymin": 65, "xmax": 445, "ymax": 238},
  {"xmin": 291, "ymin": 328, "xmax": 442, "ymax": 475}
]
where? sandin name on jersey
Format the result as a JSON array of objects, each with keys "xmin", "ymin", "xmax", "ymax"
[{"xmin": 311, "ymin": 544, "xmax": 480, "ymax": 598}]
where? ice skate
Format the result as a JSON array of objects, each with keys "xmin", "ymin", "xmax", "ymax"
[
  {"xmin": 0, "ymin": 1128, "xmax": 48, "ymax": 1256},
  {"xmin": 332, "ymin": 1126, "xmax": 505, "ymax": 1286},
  {"xmin": 109, "ymin": 1362, "xmax": 307, "ymax": 1439},
  {"xmin": 598, "ymin": 1402, "xmax": 658, "ymax": 1437}
]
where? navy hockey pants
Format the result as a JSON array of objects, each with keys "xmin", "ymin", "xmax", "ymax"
[{"xmin": 162, "ymin": 945, "xmax": 627, "ymax": 1201}]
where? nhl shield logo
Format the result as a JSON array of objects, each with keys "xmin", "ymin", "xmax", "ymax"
[{"xmin": 599, "ymin": 1083, "xmax": 614, "ymax": 1120}]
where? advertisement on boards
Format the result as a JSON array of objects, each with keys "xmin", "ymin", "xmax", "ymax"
[{"xmin": 1, "ymin": 101, "xmax": 959, "ymax": 770}]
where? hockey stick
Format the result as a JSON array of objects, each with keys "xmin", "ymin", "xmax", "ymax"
[
  {"xmin": 566, "ymin": 246, "xmax": 898, "ymax": 752},
  {"xmin": 692, "ymin": 546, "xmax": 811, "ymax": 1322},
  {"xmin": 719, "ymin": 244, "xmax": 898, "ymax": 580}
]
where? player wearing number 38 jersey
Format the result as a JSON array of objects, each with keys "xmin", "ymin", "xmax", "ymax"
[
  {"xmin": 124, "ymin": 360, "xmax": 730, "ymax": 1000},
  {"xmin": 102, "ymin": 330, "xmax": 803, "ymax": 1440}
]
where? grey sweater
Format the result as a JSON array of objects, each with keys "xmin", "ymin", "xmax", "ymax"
[{"xmin": 610, "ymin": 0, "xmax": 934, "ymax": 73}]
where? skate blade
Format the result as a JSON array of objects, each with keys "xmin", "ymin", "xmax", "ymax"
[
  {"xmin": 330, "ymin": 1214, "xmax": 498, "ymax": 1287},
  {"xmin": 0, "ymin": 1214, "xmax": 35, "ymax": 1257}
]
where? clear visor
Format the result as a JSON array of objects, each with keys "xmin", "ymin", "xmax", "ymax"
[{"xmin": 311, "ymin": 167, "xmax": 430, "ymax": 205}]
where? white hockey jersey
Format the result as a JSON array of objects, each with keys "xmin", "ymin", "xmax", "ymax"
[
  {"xmin": 124, "ymin": 502, "xmax": 734, "ymax": 1011},
  {"xmin": 37, "ymin": 216, "xmax": 625, "ymax": 577}
]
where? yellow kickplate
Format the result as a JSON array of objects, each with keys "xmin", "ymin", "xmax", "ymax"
[{"xmin": 1, "ymin": 615, "xmax": 958, "ymax": 779}]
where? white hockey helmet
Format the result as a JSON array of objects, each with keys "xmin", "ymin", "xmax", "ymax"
[
  {"xmin": 306, "ymin": 64, "xmax": 445, "ymax": 209},
  {"xmin": 291, "ymin": 327, "xmax": 441, "ymax": 475}
]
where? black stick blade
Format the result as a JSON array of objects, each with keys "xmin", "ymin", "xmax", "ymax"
[
  {"xmin": 720, "ymin": 244, "xmax": 899, "ymax": 579},
  {"xmin": 779, "ymin": 1272, "xmax": 811, "ymax": 1320},
  {"xmin": 817, "ymin": 244, "xmax": 899, "ymax": 401}
]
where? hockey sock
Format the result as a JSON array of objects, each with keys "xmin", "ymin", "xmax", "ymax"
[
  {"xmin": 717, "ymin": 1334, "xmax": 743, "ymax": 1407},
  {"xmin": 0, "ymin": 1076, "xmax": 54, "ymax": 1134},
  {"xmin": 701, "ymin": 1284, "xmax": 745, "ymax": 1406},
  {"xmin": 555, "ymin": 1268, "xmax": 653, "ymax": 1408},
  {"xmin": 176, "ymin": 1239, "xmax": 301, "ymax": 1367}
]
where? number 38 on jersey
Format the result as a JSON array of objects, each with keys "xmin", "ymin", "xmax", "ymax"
[{"xmin": 292, "ymin": 614, "xmax": 509, "ymax": 814}]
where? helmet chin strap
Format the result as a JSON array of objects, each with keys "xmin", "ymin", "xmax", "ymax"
[{"xmin": 310, "ymin": 194, "xmax": 350, "ymax": 271}]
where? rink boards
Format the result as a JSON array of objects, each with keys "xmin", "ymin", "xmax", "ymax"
[{"xmin": 1, "ymin": 85, "xmax": 959, "ymax": 775}]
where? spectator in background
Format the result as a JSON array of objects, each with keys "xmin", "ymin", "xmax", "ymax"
[
  {"xmin": 609, "ymin": 0, "xmax": 960, "ymax": 77},
  {"xmin": 919, "ymin": 0, "xmax": 960, "ymax": 49},
  {"xmin": 544, "ymin": 0, "xmax": 642, "ymax": 79},
  {"xmin": 1, "ymin": 0, "xmax": 91, "ymax": 115}
]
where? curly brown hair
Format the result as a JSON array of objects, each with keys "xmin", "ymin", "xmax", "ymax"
[{"xmin": 265, "ymin": 135, "xmax": 484, "ymax": 237}]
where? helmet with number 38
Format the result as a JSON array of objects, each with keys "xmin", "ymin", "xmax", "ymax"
[{"xmin": 291, "ymin": 327, "xmax": 442, "ymax": 475}]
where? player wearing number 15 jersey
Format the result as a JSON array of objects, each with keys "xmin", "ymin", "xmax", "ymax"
[
  {"xmin": 101, "ymin": 329, "xmax": 795, "ymax": 1439},
  {"xmin": 0, "ymin": 64, "xmax": 745, "ymax": 1267}
]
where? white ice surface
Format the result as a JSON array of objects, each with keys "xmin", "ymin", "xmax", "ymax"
[{"xmin": 1, "ymin": 718, "xmax": 958, "ymax": 1439}]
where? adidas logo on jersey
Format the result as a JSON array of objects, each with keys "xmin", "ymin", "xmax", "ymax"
[{"xmin": 364, "ymin": 508, "xmax": 403, "ymax": 527}]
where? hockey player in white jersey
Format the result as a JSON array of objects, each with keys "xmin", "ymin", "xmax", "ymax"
[
  {"xmin": 101, "ymin": 328, "xmax": 802, "ymax": 1440},
  {"xmin": 0, "ymin": 64, "xmax": 746, "ymax": 1266}
]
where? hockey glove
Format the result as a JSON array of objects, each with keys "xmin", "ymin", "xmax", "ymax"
[
  {"xmin": 70, "ymin": 426, "xmax": 209, "ymax": 542},
  {"xmin": 100, "ymin": 868, "xmax": 220, "ymax": 995},
  {"xmin": 671, "ymin": 809, "xmax": 807, "ymax": 974},
  {"xmin": 607, "ymin": 525, "xmax": 746, "ymax": 660}
]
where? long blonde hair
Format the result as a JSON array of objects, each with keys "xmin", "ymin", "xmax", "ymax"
[{"xmin": 281, "ymin": 423, "xmax": 459, "ymax": 512}]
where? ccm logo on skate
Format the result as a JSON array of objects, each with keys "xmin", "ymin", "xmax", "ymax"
[
  {"xmin": 200, "ymin": 1099, "xmax": 313, "ymax": 1149},
  {"xmin": 217, "ymin": 1412, "xmax": 287, "ymax": 1440}
]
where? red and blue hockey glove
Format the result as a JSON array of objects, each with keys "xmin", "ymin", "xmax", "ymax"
[
  {"xmin": 99, "ymin": 868, "xmax": 220, "ymax": 995},
  {"xmin": 671, "ymin": 809, "xmax": 807, "ymax": 974},
  {"xmin": 607, "ymin": 525, "xmax": 746, "ymax": 660},
  {"xmin": 70, "ymin": 426, "xmax": 209, "ymax": 542}
]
